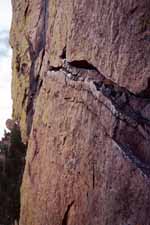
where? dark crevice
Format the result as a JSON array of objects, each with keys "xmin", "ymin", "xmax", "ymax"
[
  {"xmin": 49, "ymin": 66, "xmax": 62, "ymax": 71},
  {"xmin": 62, "ymin": 201, "xmax": 74, "ymax": 225},
  {"xmin": 15, "ymin": 55, "xmax": 21, "ymax": 73},
  {"xmin": 60, "ymin": 46, "xmax": 66, "ymax": 59},
  {"xmin": 38, "ymin": 79, "xmax": 43, "ymax": 92},
  {"xmin": 38, "ymin": 49, "xmax": 45, "ymax": 76},
  {"xmin": 26, "ymin": 0, "xmax": 49, "ymax": 137},
  {"xmin": 48, "ymin": 59, "xmax": 99, "ymax": 82},
  {"xmin": 31, "ymin": 129, "xmax": 39, "ymax": 163},
  {"xmin": 26, "ymin": 35, "xmax": 36, "ymax": 60},
  {"xmin": 92, "ymin": 162, "xmax": 95, "ymax": 189},
  {"xmin": 22, "ymin": 88, "xmax": 28, "ymax": 106},
  {"xmin": 24, "ymin": 1, "xmax": 29, "ymax": 21},
  {"xmin": 69, "ymin": 60, "xmax": 98, "ymax": 71},
  {"xmin": 129, "ymin": 6, "xmax": 138, "ymax": 15}
]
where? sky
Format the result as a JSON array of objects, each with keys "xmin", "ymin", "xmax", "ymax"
[{"xmin": 0, "ymin": 0, "xmax": 12, "ymax": 138}]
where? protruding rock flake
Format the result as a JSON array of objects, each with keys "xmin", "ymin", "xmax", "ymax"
[{"xmin": 9, "ymin": 0, "xmax": 150, "ymax": 225}]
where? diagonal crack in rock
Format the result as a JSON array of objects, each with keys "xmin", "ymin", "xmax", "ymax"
[
  {"xmin": 47, "ymin": 59, "xmax": 150, "ymax": 177},
  {"xmin": 62, "ymin": 201, "xmax": 74, "ymax": 225}
]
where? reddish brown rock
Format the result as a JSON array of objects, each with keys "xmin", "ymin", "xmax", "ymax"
[{"xmin": 9, "ymin": 0, "xmax": 150, "ymax": 225}]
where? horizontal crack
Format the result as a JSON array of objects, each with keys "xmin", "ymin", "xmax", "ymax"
[
  {"xmin": 69, "ymin": 60, "xmax": 98, "ymax": 71},
  {"xmin": 48, "ymin": 59, "xmax": 99, "ymax": 81},
  {"xmin": 48, "ymin": 59, "xmax": 150, "ymax": 126}
]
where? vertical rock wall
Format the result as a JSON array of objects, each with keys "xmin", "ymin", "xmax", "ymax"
[{"xmin": 10, "ymin": 0, "xmax": 150, "ymax": 224}]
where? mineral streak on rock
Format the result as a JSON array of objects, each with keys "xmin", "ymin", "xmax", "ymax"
[{"xmin": 9, "ymin": 0, "xmax": 150, "ymax": 225}]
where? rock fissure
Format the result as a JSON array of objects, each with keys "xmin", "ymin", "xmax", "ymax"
[
  {"xmin": 26, "ymin": 0, "xmax": 49, "ymax": 137},
  {"xmin": 69, "ymin": 60, "xmax": 99, "ymax": 71},
  {"xmin": 31, "ymin": 129, "xmax": 39, "ymax": 163},
  {"xmin": 24, "ymin": 1, "xmax": 29, "ymax": 22},
  {"xmin": 48, "ymin": 60, "xmax": 150, "ymax": 177},
  {"xmin": 92, "ymin": 162, "xmax": 95, "ymax": 189},
  {"xmin": 60, "ymin": 46, "xmax": 67, "ymax": 59},
  {"xmin": 22, "ymin": 88, "xmax": 28, "ymax": 107},
  {"xmin": 62, "ymin": 201, "xmax": 74, "ymax": 225},
  {"xmin": 48, "ymin": 59, "xmax": 98, "ymax": 80}
]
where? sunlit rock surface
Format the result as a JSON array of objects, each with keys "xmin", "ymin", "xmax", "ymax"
[{"xmin": 10, "ymin": 0, "xmax": 150, "ymax": 224}]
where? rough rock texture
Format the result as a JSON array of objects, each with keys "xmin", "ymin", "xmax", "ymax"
[{"xmin": 10, "ymin": 0, "xmax": 150, "ymax": 224}]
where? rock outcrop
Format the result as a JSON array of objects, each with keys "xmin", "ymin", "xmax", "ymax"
[{"xmin": 10, "ymin": 0, "xmax": 150, "ymax": 224}]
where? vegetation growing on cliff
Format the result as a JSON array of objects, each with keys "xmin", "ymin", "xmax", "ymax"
[{"xmin": 0, "ymin": 125, "xmax": 26, "ymax": 225}]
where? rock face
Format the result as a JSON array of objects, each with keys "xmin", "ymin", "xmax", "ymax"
[{"xmin": 10, "ymin": 0, "xmax": 150, "ymax": 224}]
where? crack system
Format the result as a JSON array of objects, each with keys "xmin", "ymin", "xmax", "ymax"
[
  {"xmin": 47, "ymin": 58, "xmax": 150, "ymax": 177},
  {"xmin": 26, "ymin": 0, "xmax": 49, "ymax": 136}
]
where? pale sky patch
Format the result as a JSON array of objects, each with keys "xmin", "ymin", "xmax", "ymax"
[{"xmin": 0, "ymin": 0, "xmax": 12, "ymax": 138}]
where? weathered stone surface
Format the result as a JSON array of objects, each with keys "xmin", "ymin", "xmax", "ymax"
[
  {"xmin": 10, "ymin": 0, "xmax": 150, "ymax": 141},
  {"xmin": 9, "ymin": 0, "xmax": 150, "ymax": 224},
  {"xmin": 19, "ymin": 71, "xmax": 150, "ymax": 225}
]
